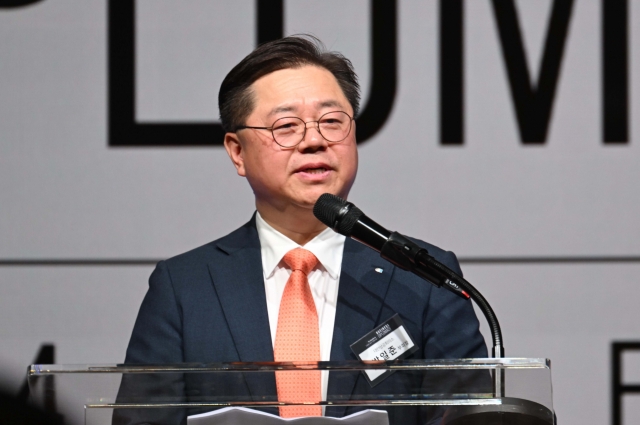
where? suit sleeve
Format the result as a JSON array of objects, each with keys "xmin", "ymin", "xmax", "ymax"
[
  {"xmin": 124, "ymin": 261, "xmax": 184, "ymax": 364},
  {"xmin": 112, "ymin": 261, "xmax": 187, "ymax": 425},
  {"xmin": 422, "ymin": 250, "xmax": 487, "ymax": 359},
  {"xmin": 421, "ymin": 251, "xmax": 489, "ymax": 425}
]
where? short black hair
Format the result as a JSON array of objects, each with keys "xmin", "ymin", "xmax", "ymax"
[{"xmin": 218, "ymin": 35, "xmax": 360, "ymax": 133}]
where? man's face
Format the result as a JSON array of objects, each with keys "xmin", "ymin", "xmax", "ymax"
[{"xmin": 225, "ymin": 65, "xmax": 358, "ymax": 213}]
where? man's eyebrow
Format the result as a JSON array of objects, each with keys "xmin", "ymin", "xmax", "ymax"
[
  {"xmin": 267, "ymin": 105, "xmax": 297, "ymax": 117},
  {"xmin": 318, "ymin": 100, "xmax": 343, "ymax": 109},
  {"xmin": 267, "ymin": 100, "xmax": 345, "ymax": 118}
]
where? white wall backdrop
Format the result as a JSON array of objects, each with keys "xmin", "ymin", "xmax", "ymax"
[{"xmin": 1, "ymin": 1, "xmax": 639, "ymax": 424}]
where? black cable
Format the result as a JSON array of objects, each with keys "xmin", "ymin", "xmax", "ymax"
[{"xmin": 416, "ymin": 251, "xmax": 504, "ymax": 357}]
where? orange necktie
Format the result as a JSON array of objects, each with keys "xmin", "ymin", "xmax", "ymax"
[{"xmin": 274, "ymin": 248, "xmax": 322, "ymax": 417}]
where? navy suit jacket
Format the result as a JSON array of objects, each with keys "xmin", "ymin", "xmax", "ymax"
[{"xmin": 114, "ymin": 216, "xmax": 487, "ymax": 424}]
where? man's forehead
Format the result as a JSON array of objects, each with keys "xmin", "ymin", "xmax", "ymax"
[{"xmin": 249, "ymin": 66, "xmax": 352, "ymax": 116}]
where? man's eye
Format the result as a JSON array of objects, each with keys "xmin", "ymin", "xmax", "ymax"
[
  {"xmin": 320, "ymin": 118, "xmax": 343, "ymax": 128},
  {"xmin": 274, "ymin": 118, "xmax": 298, "ymax": 127},
  {"xmin": 273, "ymin": 121, "xmax": 301, "ymax": 134}
]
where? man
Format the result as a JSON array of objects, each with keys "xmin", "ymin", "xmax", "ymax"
[{"xmin": 115, "ymin": 35, "xmax": 486, "ymax": 425}]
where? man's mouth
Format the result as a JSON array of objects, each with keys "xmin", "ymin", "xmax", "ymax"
[
  {"xmin": 295, "ymin": 163, "xmax": 332, "ymax": 175},
  {"xmin": 301, "ymin": 167, "xmax": 328, "ymax": 174}
]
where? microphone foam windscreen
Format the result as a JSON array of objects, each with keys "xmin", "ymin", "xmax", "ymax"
[
  {"xmin": 336, "ymin": 203, "xmax": 362, "ymax": 236},
  {"xmin": 313, "ymin": 193, "xmax": 363, "ymax": 237},
  {"xmin": 313, "ymin": 193, "xmax": 347, "ymax": 227}
]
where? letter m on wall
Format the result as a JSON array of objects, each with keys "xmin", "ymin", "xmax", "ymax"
[{"xmin": 440, "ymin": 0, "xmax": 628, "ymax": 145}]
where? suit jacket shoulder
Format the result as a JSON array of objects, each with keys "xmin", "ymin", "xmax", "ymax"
[
  {"xmin": 124, "ymin": 216, "xmax": 267, "ymax": 363},
  {"xmin": 162, "ymin": 218, "xmax": 258, "ymax": 275}
]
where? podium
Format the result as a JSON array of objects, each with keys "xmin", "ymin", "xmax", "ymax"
[{"xmin": 28, "ymin": 358, "xmax": 554, "ymax": 425}]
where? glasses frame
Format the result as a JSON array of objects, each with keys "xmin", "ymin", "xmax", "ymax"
[{"xmin": 235, "ymin": 111, "xmax": 354, "ymax": 148}]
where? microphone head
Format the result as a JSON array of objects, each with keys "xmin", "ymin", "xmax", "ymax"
[{"xmin": 313, "ymin": 193, "xmax": 363, "ymax": 237}]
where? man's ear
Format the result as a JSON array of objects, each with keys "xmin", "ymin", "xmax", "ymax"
[{"xmin": 224, "ymin": 132, "xmax": 246, "ymax": 177}]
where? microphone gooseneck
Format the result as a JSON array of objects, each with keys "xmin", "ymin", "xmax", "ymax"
[{"xmin": 313, "ymin": 193, "xmax": 504, "ymax": 360}]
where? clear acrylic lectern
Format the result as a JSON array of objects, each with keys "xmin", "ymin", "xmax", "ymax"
[{"xmin": 28, "ymin": 358, "xmax": 554, "ymax": 425}]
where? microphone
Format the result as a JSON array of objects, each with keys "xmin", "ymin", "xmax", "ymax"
[
  {"xmin": 313, "ymin": 193, "xmax": 469, "ymax": 300},
  {"xmin": 313, "ymin": 192, "xmax": 390, "ymax": 251},
  {"xmin": 313, "ymin": 193, "xmax": 506, "ymax": 361}
]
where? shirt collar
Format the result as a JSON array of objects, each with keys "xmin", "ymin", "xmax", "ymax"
[{"xmin": 256, "ymin": 211, "xmax": 345, "ymax": 280}]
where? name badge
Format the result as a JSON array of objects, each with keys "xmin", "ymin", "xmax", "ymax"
[{"xmin": 350, "ymin": 314, "xmax": 418, "ymax": 386}]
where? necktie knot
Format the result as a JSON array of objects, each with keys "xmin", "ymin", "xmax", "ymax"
[{"xmin": 283, "ymin": 248, "xmax": 318, "ymax": 276}]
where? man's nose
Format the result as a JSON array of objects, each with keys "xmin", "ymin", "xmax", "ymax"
[{"xmin": 298, "ymin": 122, "xmax": 327, "ymax": 150}]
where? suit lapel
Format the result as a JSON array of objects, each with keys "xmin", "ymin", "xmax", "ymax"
[
  {"xmin": 208, "ymin": 218, "xmax": 276, "ymax": 401},
  {"xmin": 326, "ymin": 238, "xmax": 394, "ymax": 417}
]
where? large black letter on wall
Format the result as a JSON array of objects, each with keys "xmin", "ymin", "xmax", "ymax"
[
  {"xmin": 109, "ymin": 0, "xmax": 396, "ymax": 147},
  {"xmin": 355, "ymin": 0, "xmax": 397, "ymax": 144},
  {"xmin": 612, "ymin": 342, "xmax": 640, "ymax": 425},
  {"xmin": 491, "ymin": 0, "xmax": 574, "ymax": 144},
  {"xmin": 0, "ymin": 0, "xmax": 44, "ymax": 7},
  {"xmin": 257, "ymin": 0, "xmax": 282, "ymax": 44},
  {"xmin": 603, "ymin": 0, "xmax": 628, "ymax": 144},
  {"xmin": 440, "ymin": 0, "xmax": 464, "ymax": 145},
  {"xmin": 108, "ymin": 0, "xmax": 284, "ymax": 146}
]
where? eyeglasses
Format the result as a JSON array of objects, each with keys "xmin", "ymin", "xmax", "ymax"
[{"xmin": 235, "ymin": 111, "xmax": 354, "ymax": 148}]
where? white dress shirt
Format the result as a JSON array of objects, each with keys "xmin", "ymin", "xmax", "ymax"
[{"xmin": 255, "ymin": 212, "xmax": 345, "ymax": 408}]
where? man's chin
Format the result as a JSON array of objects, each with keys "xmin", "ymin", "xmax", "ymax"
[
  {"xmin": 301, "ymin": 188, "xmax": 348, "ymax": 208},
  {"xmin": 289, "ymin": 195, "xmax": 329, "ymax": 211},
  {"xmin": 259, "ymin": 184, "xmax": 351, "ymax": 212}
]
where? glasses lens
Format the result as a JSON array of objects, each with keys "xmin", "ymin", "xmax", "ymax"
[
  {"xmin": 318, "ymin": 111, "xmax": 352, "ymax": 142},
  {"xmin": 272, "ymin": 117, "xmax": 305, "ymax": 147}
]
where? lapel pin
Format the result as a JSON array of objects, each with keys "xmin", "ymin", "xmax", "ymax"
[{"xmin": 374, "ymin": 267, "xmax": 384, "ymax": 274}]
